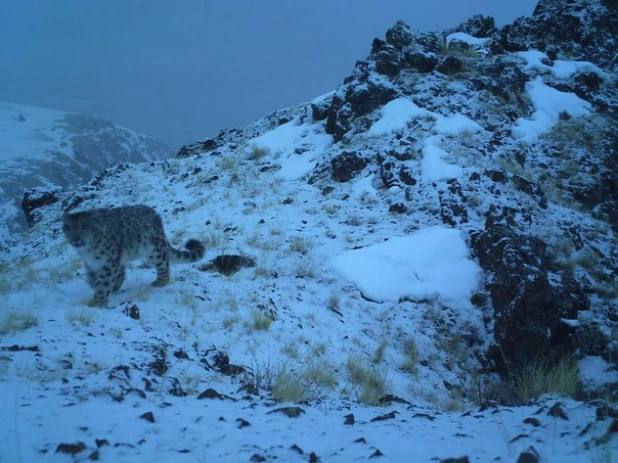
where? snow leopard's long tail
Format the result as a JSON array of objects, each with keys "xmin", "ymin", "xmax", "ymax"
[{"xmin": 169, "ymin": 239, "xmax": 205, "ymax": 263}]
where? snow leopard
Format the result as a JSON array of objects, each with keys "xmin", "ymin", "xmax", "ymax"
[{"xmin": 63, "ymin": 205, "xmax": 205, "ymax": 307}]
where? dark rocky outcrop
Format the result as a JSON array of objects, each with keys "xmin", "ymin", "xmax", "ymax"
[
  {"xmin": 308, "ymin": 0, "xmax": 617, "ymax": 385},
  {"xmin": 491, "ymin": 0, "xmax": 618, "ymax": 70},
  {"xmin": 471, "ymin": 226, "xmax": 589, "ymax": 371},
  {"xmin": 21, "ymin": 186, "xmax": 62, "ymax": 226},
  {"xmin": 331, "ymin": 152, "xmax": 368, "ymax": 182}
]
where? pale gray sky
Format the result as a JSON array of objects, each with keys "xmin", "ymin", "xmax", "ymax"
[{"xmin": 0, "ymin": 1, "xmax": 538, "ymax": 148}]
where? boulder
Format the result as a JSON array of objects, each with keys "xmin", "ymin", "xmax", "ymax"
[
  {"xmin": 471, "ymin": 226, "xmax": 589, "ymax": 371},
  {"xmin": 21, "ymin": 186, "xmax": 62, "ymax": 226}
]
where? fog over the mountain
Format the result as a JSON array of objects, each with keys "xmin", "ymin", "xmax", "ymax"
[{"xmin": 0, "ymin": 1, "xmax": 537, "ymax": 149}]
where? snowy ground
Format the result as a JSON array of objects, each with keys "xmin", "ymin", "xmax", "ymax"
[{"xmin": 1, "ymin": 49, "xmax": 617, "ymax": 462}]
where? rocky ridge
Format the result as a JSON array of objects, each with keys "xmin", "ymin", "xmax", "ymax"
[{"xmin": 179, "ymin": 0, "xmax": 618, "ymax": 388}]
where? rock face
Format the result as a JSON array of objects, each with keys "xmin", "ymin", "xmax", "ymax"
[
  {"xmin": 471, "ymin": 226, "xmax": 589, "ymax": 370},
  {"xmin": 305, "ymin": 0, "xmax": 618, "ymax": 377},
  {"xmin": 0, "ymin": 103, "xmax": 173, "ymax": 236}
]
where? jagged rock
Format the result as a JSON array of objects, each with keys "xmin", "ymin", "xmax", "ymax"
[
  {"xmin": 440, "ymin": 457, "xmax": 469, "ymax": 463},
  {"xmin": 439, "ymin": 180, "xmax": 469, "ymax": 226},
  {"xmin": 471, "ymin": 226, "xmax": 589, "ymax": 370},
  {"xmin": 176, "ymin": 127, "xmax": 244, "ymax": 158},
  {"xmin": 437, "ymin": 56, "xmax": 464, "ymax": 74},
  {"xmin": 371, "ymin": 39, "xmax": 403, "ymax": 78},
  {"xmin": 405, "ymin": 51, "xmax": 439, "ymax": 73},
  {"xmin": 516, "ymin": 446, "xmax": 540, "ymax": 463},
  {"xmin": 311, "ymin": 98, "xmax": 331, "ymax": 121},
  {"xmin": 548, "ymin": 402, "xmax": 569, "ymax": 420},
  {"xmin": 177, "ymin": 138, "xmax": 219, "ymax": 158},
  {"xmin": 139, "ymin": 411, "xmax": 156, "ymax": 423},
  {"xmin": 200, "ymin": 348, "xmax": 246, "ymax": 376},
  {"xmin": 385, "ymin": 20, "xmax": 414, "ymax": 49},
  {"xmin": 491, "ymin": 0, "xmax": 618, "ymax": 69},
  {"xmin": 197, "ymin": 388, "xmax": 236, "ymax": 401},
  {"xmin": 370, "ymin": 411, "xmax": 398, "ymax": 422},
  {"xmin": 203, "ymin": 254, "xmax": 257, "ymax": 275},
  {"xmin": 121, "ymin": 302, "xmax": 140, "ymax": 320},
  {"xmin": 21, "ymin": 186, "xmax": 62, "ymax": 226},
  {"xmin": 325, "ymin": 64, "xmax": 397, "ymax": 140},
  {"xmin": 331, "ymin": 152, "xmax": 367, "ymax": 182},
  {"xmin": 236, "ymin": 418, "xmax": 251, "ymax": 428},
  {"xmin": 523, "ymin": 417, "xmax": 541, "ymax": 427},
  {"xmin": 447, "ymin": 14, "xmax": 497, "ymax": 37},
  {"xmin": 389, "ymin": 203, "xmax": 407, "ymax": 214},
  {"xmin": 414, "ymin": 31, "xmax": 444, "ymax": 54},
  {"xmin": 511, "ymin": 175, "xmax": 548, "ymax": 209},
  {"xmin": 56, "ymin": 442, "xmax": 87, "ymax": 455},
  {"xmin": 95, "ymin": 439, "xmax": 109, "ymax": 448}
]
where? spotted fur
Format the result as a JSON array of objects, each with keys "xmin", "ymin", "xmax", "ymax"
[{"xmin": 63, "ymin": 205, "xmax": 204, "ymax": 307}]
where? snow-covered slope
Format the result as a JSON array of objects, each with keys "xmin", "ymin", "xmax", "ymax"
[
  {"xmin": 0, "ymin": 102, "xmax": 174, "ymax": 237},
  {"xmin": 1, "ymin": 0, "xmax": 617, "ymax": 461}
]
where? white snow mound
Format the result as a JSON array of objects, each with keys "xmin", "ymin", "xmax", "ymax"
[{"xmin": 329, "ymin": 226, "xmax": 482, "ymax": 306}]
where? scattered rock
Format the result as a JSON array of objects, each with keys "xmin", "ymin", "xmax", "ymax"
[
  {"xmin": 2, "ymin": 345, "xmax": 39, "ymax": 352},
  {"xmin": 369, "ymin": 449, "xmax": 385, "ymax": 458},
  {"xmin": 236, "ymin": 418, "xmax": 251, "ymax": 428},
  {"xmin": 95, "ymin": 439, "xmax": 109, "ymax": 448},
  {"xmin": 331, "ymin": 152, "xmax": 368, "ymax": 183},
  {"xmin": 548, "ymin": 402, "xmax": 569, "ymax": 420},
  {"xmin": 250, "ymin": 454, "xmax": 267, "ymax": 462},
  {"xmin": 140, "ymin": 411, "xmax": 155, "ymax": 423},
  {"xmin": 388, "ymin": 203, "xmax": 407, "ymax": 214},
  {"xmin": 267, "ymin": 406, "xmax": 305, "ymax": 418},
  {"xmin": 344, "ymin": 414, "xmax": 355, "ymax": 425},
  {"xmin": 370, "ymin": 411, "xmax": 398, "ymax": 422},
  {"xmin": 309, "ymin": 452, "xmax": 320, "ymax": 463},
  {"xmin": 173, "ymin": 349, "xmax": 190, "ymax": 360},
  {"xmin": 122, "ymin": 302, "xmax": 140, "ymax": 320},
  {"xmin": 55, "ymin": 442, "xmax": 87, "ymax": 455},
  {"xmin": 523, "ymin": 417, "xmax": 541, "ymax": 427},
  {"xmin": 197, "ymin": 388, "xmax": 236, "ymax": 401},
  {"xmin": 201, "ymin": 348, "xmax": 246, "ymax": 376},
  {"xmin": 202, "ymin": 254, "xmax": 257, "ymax": 276},
  {"xmin": 289, "ymin": 444, "xmax": 304, "ymax": 454},
  {"xmin": 148, "ymin": 346, "xmax": 168, "ymax": 376},
  {"xmin": 515, "ymin": 446, "xmax": 540, "ymax": 463}
]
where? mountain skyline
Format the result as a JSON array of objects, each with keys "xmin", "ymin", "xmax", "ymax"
[{"xmin": 0, "ymin": 1, "xmax": 537, "ymax": 148}]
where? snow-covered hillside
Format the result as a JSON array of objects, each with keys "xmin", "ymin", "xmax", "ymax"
[
  {"xmin": 0, "ymin": 102, "xmax": 174, "ymax": 238},
  {"xmin": 1, "ymin": 0, "xmax": 617, "ymax": 461}
]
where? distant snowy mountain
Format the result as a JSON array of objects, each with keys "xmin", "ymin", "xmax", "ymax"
[
  {"xmin": 0, "ymin": 102, "xmax": 173, "ymax": 237},
  {"xmin": 1, "ymin": 0, "xmax": 617, "ymax": 461}
]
